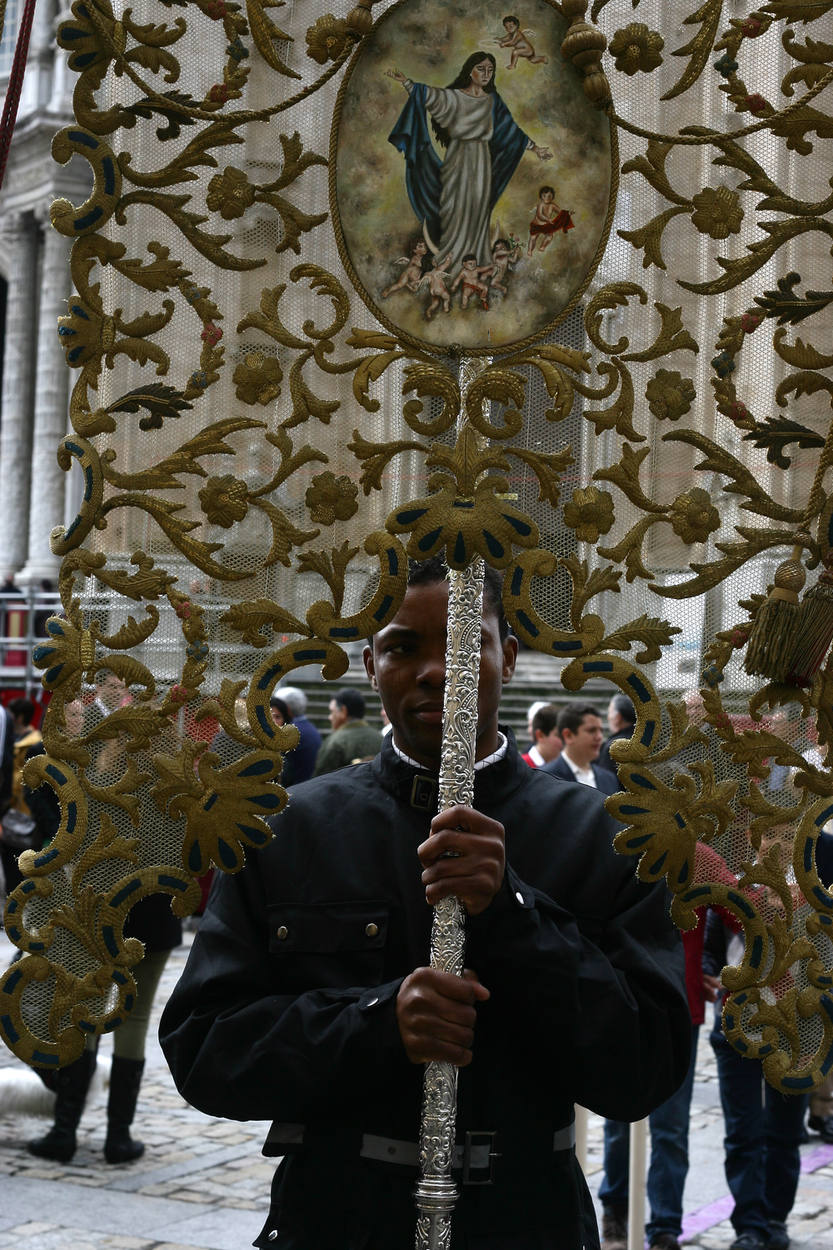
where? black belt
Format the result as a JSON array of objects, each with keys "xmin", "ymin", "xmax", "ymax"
[{"xmin": 263, "ymin": 1120, "xmax": 576, "ymax": 1186}]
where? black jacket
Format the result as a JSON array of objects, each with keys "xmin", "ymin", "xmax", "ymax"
[
  {"xmin": 598, "ymin": 726, "xmax": 634, "ymax": 774},
  {"xmin": 160, "ymin": 735, "xmax": 689, "ymax": 1248},
  {"xmin": 541, "ymin": 752, "xmax": 621, "ymax": 797}
]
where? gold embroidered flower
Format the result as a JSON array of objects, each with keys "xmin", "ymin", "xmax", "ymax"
[
  {"xmin": 646, "ymin": 370, "xmax": 696, "ymax": 422},
  {"xmin": 206, "ymin": 166, "xmax": 256, "ymax": 220},
  {"xmin": 199, "ymin": 474, "xmax": 249, "ymax": 528},
  {"xmin": 233, "ymin": 351, "xmax": 283, "ymax": 405},
  {"xmin": 691, "ymin": 186, "xmax": 744, "ymax": 239},
  {"xmin": 32, "ymin": 617, "xmax": 90, "ymax": 691},
  {"xmin": 609, "ymin": 23, "xmax": 664, "ymax": 75},
  {"xmin": 155, "ymin": 743, "xmax": 286, "ymax": 875},
  {"xmin": 608, "ymin": 765, "xmax": 735, "ymax": 893},
  {"xmin": 563, "ymin": 487, "xmax": 615, "ymax": 543},
  {"xmin": 389, "ymin": 476, "xmax": 538, "ymax": 569},
  {"xmin": 58, "ymin": 297, "xmax": 104, "ymax": 370},
  {"xmin": 306, "ymin": 14, "xmax": 350, "ymax": 64},
  {"xmin": 305, "ymin": 471, "xmax": 359, "ymax": 525},
  {"xmin": 669, "ymin": 488, "xmax": 720, "ymax": 544}
]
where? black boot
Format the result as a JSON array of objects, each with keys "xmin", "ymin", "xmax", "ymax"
[
  {"xmin": 104, "ymin": 1056, "xmax": 145, "ymax": 1163},
  {"xmin": 27, "ymin": 1048, "xmax": 97, "ymax": 1162}
]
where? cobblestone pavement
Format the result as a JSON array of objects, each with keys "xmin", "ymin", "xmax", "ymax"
[{"xmin": 1, "ymin": 924, "xmax": 831, "ymax": 1249}]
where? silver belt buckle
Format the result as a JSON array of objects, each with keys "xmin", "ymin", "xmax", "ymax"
[{"xmin": 462, "ymin": 1130, "xmax": 501, "ymax": 1185}]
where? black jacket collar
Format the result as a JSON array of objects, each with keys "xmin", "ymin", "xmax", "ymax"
[{"xmin": 370, "ymin": 729, "xmax": 527, "ymax": 812}]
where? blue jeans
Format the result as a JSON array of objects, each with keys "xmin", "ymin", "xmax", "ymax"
[
  {"xmin": 711, "ymin": 1025, "xmax": 807, "ymax": 1238},
  {"xmin": 599, "ymin": 1024, "xmax": 698, "ymax": 1239}
]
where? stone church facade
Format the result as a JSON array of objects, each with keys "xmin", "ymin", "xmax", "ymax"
[{"xmin": 0, "ymin": 0, "xmax": 89, "ymax": 587}]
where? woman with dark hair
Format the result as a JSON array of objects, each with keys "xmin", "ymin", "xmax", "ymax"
[{"xmin": 387, "ymin": 51, "xmax": 551, "ymax": 271}]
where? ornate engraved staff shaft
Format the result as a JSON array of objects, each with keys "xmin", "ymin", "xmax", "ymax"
[{"xmin": 414, "ymin": 554, "xmax": 485, "ymax": 1250}]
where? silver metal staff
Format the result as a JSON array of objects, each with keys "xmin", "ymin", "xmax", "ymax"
[
  {"xmin": 414, "ymin": 556, "xmax": 484, "ymax": 1250},
  {"xmin": 415, "ymin": 355, "xmax": 488, "ymax": 1249}
]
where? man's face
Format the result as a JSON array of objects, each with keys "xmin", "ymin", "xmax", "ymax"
[
  {"xmin": 607, "ymin": 696, "xmax": 620, "ymax": 733},
  {"xmin": 65, "ymin": 700, "xmax": 85, "ymax": 736},
  {"xmin": 96, "ymin": 672, "xmax": 126, "ymax": 710},
  {"xmin": 363, "ymin": 579, "xmax": 517, "ymax": 769},
  {"xmin": 535, "ymin": 726, "xmax": 562, "ymax": 763},
  {"xmin": 563, "ymin": 714, "xmax": 603, "ymax": 769},
  {"xmin": 328, "ymin": 699, "xmax": 347, "ymax": 731}
]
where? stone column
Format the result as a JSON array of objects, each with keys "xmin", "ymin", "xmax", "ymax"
[
  {"xmin": 20, "ymin": 0, "xmax": 56, "ymax": 116},
  {"xmin": 0, "ymin": 212, "xmax": 38, "ymax": 575},
  {"xmin": 20, "ymin": 211, "xmax": 71, "ymax": 585},
  {"xmin": 50, "ymin": 4, "xmax": 76, "ymax": 113}
]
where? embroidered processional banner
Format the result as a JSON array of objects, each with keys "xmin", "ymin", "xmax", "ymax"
[{"xmin": 0, "ymin": 0, "xmax": 831, "ymax": 1110}]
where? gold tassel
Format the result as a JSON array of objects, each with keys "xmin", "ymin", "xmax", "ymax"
[
  {"xmin": 743, "ymin": 547, "xmax": 806, "ymax": 682},
  {"xmin": 786, "ymin": 560, "xmax": 833, "ymax": 686}
]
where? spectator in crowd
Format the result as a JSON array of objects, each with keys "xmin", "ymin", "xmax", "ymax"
[
  {"xmin": 598, "ymin": 694, "xmax": 636, "ymax": 775},
  {"xmin": 542, "ymin": 702, "xmax": 619, "ymax": 796},
  {"xmin": 312, "ymin": 686, "xmax": 382, "ymax": 776},
  {"xmin": 85, "ymin": 669, "xmax": 132, "ymax": 732},
  {"xmin": 598, "ymin": 884, "xmax": 726, "ymax": 1250},
  {"xmin": 33, "ymin": 578, "xmax": 58, "ymax": 638},
  {"xmin": 808, "ymin": 1072, "xmax": 833, "ymax": 1143},
  {"xmin": 808, "ymin": 830, "xmax": 833, "ymax": 1142},
  {"xmin": 0, "ymin": 574, "xmax": 24, "ymax": 664},
  {"xmin": 269, "ymin": 694, "xmax": 299, "ymax": 791},
  {"xmin": 0, "ymin": 699, "xmax": 54, "ymax": 899},
  {"xmin": 28, "ymin": 892, "xmax": 182, "ymax": 1165},
  {"xmin": 703, "ymin": 905, "xmax": 809, "ymax": 1250},
  {"xmin": 523, "ymin": 699, "xmax": 550, "ymax": 752},
  {"xmin": 159, "ymin": 555, "xmax": 689, "ymax": 1250},
  {"xmin": 275, "ymin": 685, "xmax": 321, "ymax": 783},
  {"xmin": 269, "ymin": 695, "xmax": 292, "ymax": 729},
  {"xmin": 0, "ymin": 701, "xmax": 14, "ymax": 827},
  {"xmin": 521, "ymin": 703, "xmax": 561, "ymax": 768}
]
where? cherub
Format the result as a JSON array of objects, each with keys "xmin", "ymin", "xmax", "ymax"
[
  {"xmin": 528, "ymin": 186, "xmax": 574, "ymax": 254},
  {"xmin": 489, "ymin": 236, "xmax": 522, "ymax": 294},
  {"xmin": 451, "ymin": 253, "xmax": 494, "ymax": 310},
  {"xmin": 381, "ymin": 239, "xmax": 428, "ymax": 298},
  {"xmin": 496, "ymin": 15, "xmax": 548, "ymax": 69},
  {"xmin": 418, "ymin": 252, "xmax": 454, "ymax": 320}
]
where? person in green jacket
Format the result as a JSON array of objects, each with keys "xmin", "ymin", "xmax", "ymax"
[{"xmin": 312, "ymin": 687, "xmax": 382, "ymax": 777}]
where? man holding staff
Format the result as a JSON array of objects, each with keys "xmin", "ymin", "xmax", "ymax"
[{"xmin": 160, "ymin": 555, "xmax": 689, "ymax": 1249}]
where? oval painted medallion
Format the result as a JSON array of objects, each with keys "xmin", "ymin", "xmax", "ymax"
[{"xmin": 332, "ymin": 0, "xmax": 614, "ymax": 353}]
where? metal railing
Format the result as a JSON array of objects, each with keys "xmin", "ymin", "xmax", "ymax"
[{"xmin": 0, "ymin": 590, "xmax": 61, "ymax": 698}]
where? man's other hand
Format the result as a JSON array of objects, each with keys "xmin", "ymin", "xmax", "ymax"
[
  {"xmin": 418, "ymin": 805, "xmax": 505, "ymax": 915},
  {"xmin": 396, "ymin": 967, "xmax": 490, "ymax": 1066}
]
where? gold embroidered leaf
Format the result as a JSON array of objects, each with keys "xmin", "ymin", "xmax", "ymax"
[
  {"xmin": 510, "ymin": 446, "xmax": 574, "ymax": 507},
  {"xmin": 594, "ymin": 443, "xmax": 660, "ymax": 512},
  {"xmin": 586, "ymin": 363, "xmax": 641, "ymax": 440},
  {"xmin": 348, "ymin": 432, "xmax": 424, "ymax": 494},
  {"xmin": 622, "ymin": 302, "xmax": 698, "ymax": 362},
  {"xmin": 662, "ymin": 0, "xmax": 723, "ymax": 100},
  {"xmin": 220, "ymin": 599, "xmax": 309, "ymax": 647},
  {"xmin": 296, "ymin": 542, "xmax": 361, "ymax": 615},
  {"xmin": 600, "ymin": 614, "xmax": 682, "ymax": 664}
]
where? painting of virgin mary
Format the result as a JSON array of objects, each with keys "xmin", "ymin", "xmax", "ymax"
[
  {"xmin": 387, "ymin": 51, "xmax": 552, "ymax": 269},
  {"xmin": 332, "ymin": 0, "xmax": 612, "ymax": 352}
]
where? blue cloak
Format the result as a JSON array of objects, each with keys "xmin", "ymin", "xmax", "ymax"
[{"xmin": 388, "ymin": 83, "xmax": 529, "ymax": 248}]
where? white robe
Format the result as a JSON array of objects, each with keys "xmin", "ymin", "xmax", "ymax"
[{"xmin": 424, "ymin": 87, "xmax": 494, "ymax": 268}]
